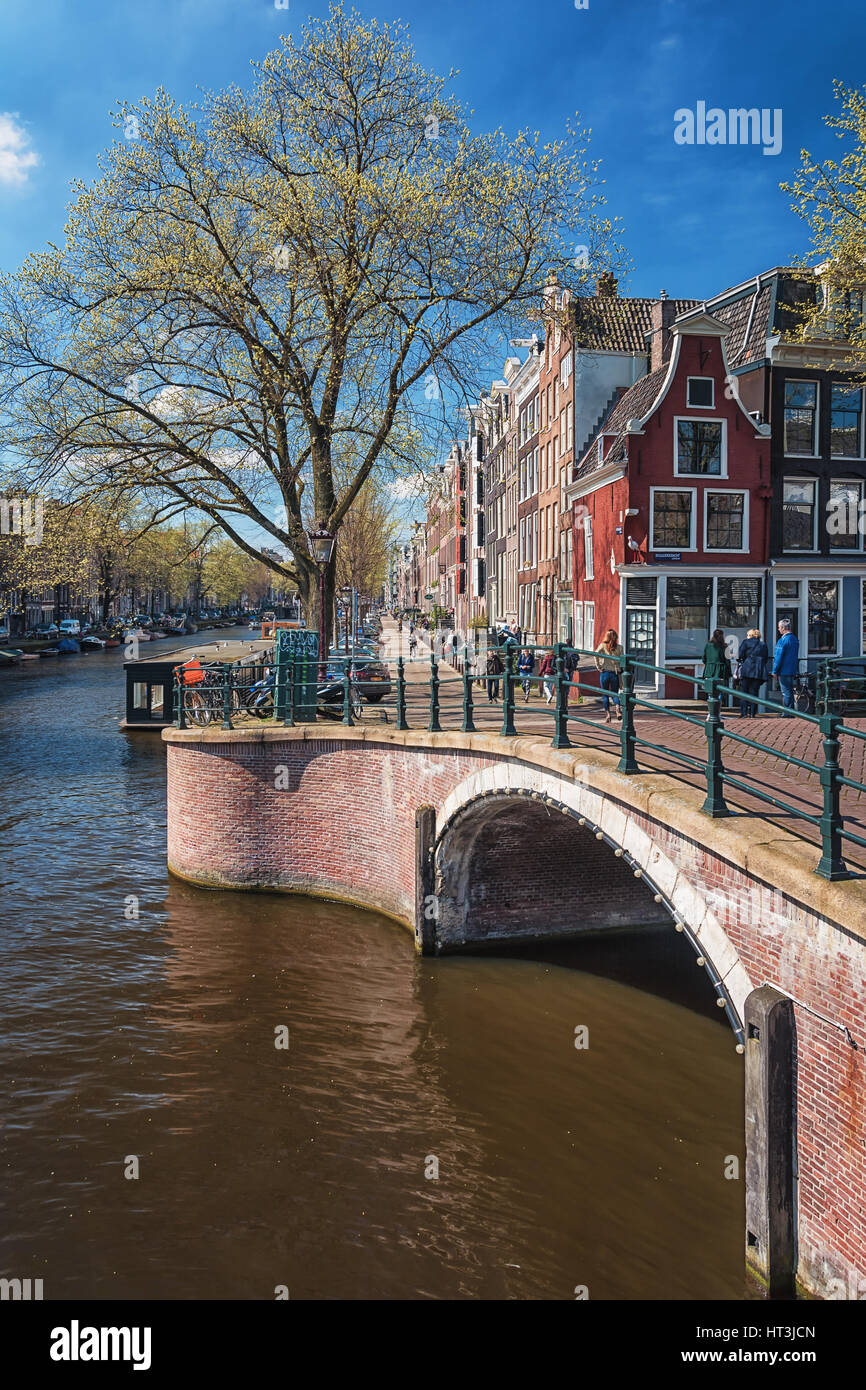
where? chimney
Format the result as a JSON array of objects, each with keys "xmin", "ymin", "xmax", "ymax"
[
  {"xmin": 648, "ymin": 295, "xmax": 677, "ymax": 372},
  {"xmin": 596, "ymin": 271, "xmax": 617, "ymax": 299}
]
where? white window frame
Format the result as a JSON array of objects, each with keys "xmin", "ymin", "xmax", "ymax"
[
  {"xmin": 583, "ymin": 601, "xmax": 595, "ymax": 651},
  {"xmin": 574, "ymin": 602, "xmax": 583, "ymax": 650},
  {"xmin": 828, "ymin": 478, "xmax": 865, "ymax": 553},
  {"xmin": 781, "ymin": 476, "xmax": 818, "ymax": 554},
  {"xmin": 686, "ymin": 376, "xmax": 715, "ymax": 409},
  {"xmin": 583, "ymin": 515, "xmax": 594, "ymax": 580},
  {"xmin": 783, "ymin": 379, "xmax": 820, "ymax": 459},
  {"xmin": 650, "ymin": 486, "xmax": 698, "ymax": 552},
  {"xmin": 703, "ymin": 488, "xmax": 750, "ymax": 554},
  {"xmin": 674, "ymin": 416, "xmax": 727, "ymax": 478}
]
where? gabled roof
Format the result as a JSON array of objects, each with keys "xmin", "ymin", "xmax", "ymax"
[{"xmin": 571, "ymin": 296, "xmax": 701, "ymax": 353}]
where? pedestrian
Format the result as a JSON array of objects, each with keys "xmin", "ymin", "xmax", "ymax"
[
  {"xmin": 702, "ymin": 628, "xmax": 732, "ymax": 696},
  {"xmin": 517, "ymin": 647, "xmax": 535, "ymax": 701},
  {"xmin": 737, "ymin": 628, "xmax": 769, "ymax": 718},
  {"xmin": 594, "ymin": 629, "xmax": 624, "ymax": 723},
  {"xmin": 538, "ymin": 649, "xmax": 556, "ymax": 704},
  {"xmin": 772, "ymin": 619, "xmax": 800, "ymax": 716},
  {"xmin": 409, "ymin": 631, "xmax": 418, "ymax": 657},
  {"xmin": 486, "ymin": 647, "xmax": 503, "ymax": 702}
]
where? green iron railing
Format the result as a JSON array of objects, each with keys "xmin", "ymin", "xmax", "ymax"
[{"xmin": 172, "ymin": 636, "xmax": 866, "ymax": 882}]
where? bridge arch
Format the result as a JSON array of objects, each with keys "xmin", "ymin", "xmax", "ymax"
[{"xmin": 432, "ymin": 763, "xmax": 753, "ymax": 1042}]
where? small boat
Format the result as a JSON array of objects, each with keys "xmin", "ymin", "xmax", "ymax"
[
  {"xmin": 104, "ymin": 638, "xmax": 121, "ymax": 648},
  {"xmin": 0, "ymin": 648, "xmax": 23, "ymax": 666},
  {"xmin": 81, "ymin": 635, "xmax": 106, "ymax": 649},
  {"xmin": 19, "ymin": 652, "xmax": 40, "ymax": 661},
  {"xmin": 57, "ymin": 637, "xmax": 81, "ymax": 654},
  {"xmin": 39, "ymin": 647, "xmax": 60, "ymax": 657}
]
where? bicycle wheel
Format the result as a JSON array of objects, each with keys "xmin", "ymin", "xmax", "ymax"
[
  {"xmin": 186, "ymin": 690, "xmax": 211, "ymax": 726},
  {"xmin": 351, "ymin": 689, "xmax": 363, "ymax": 720},
  {"xmin": 794, "ymin": 684, "xmax": 813, "ymax": 714}
]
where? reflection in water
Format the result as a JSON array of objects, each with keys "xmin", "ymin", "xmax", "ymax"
[{"xmin": 0, "ymin": 639, "xmax": 744, "ymax": 1299}]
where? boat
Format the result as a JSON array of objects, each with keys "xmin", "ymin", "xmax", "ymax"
[
  {"xmin": 39, "ymin": 647, "xmax": 60, "ymax": 657},
  {"xmin": 0, "ymin": 648, "xmax": 23, "ymax": 666},
  {"xmin": 19, "ymin": 653, "xmax": 40, "ymax": 661},
  {"xmin": 81, "ymin": 635, "xmax": 106, "ymax": 649},
  {"xmin": 56, "ymin": 637, "xmax": 81, "ymax": 654},
  {"xmin": 104, "ymin": 639, "xmax": 121, "ymax": 648}
]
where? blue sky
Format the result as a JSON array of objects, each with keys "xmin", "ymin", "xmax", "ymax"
[
  {"xmin": 0, "ymin": 0, "xmax": 862, "ymax": 540},
  {"xmin": 1, "ymin": 0, "xmax": 862, "ymax": 292}
]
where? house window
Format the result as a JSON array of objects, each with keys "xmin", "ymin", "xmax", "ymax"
[
  {"xmin": 651, "ymin": 489, "xmax": 695, "ymax": 549},
  {"xmin": 687, "ymin": 377, "xmax": 714, "ymax": 408},
  {"xmin": 705, "ymin": 491, "xmax": 746, "ymax": 550},
  {"xmin": 717, "ymin": 578, "xmax": 762, "ymax": 655},
  {"xmin": 782, "ymin": 479, "xmax": 817, "ymax": 551},
  {"xmin": 574, "ymin": 602, "xmax": 583, "ymax": 650},
  {"xmin": 830, "ymin": 383, "xmax": 864, "ymax": 458},
  {"xmin": 583, "ymin": 516, "xmax": 594, "ymax": 580},
  {"xmin": 665, "ymin": 577, "xmax": 712, "ymax": 660},
  {"xmin": 783, "ymin": 381, "xmax": 818, "ymax": 455},
  {"xmin": 807, "ymin": 579, "xmax": 838, "ymax": 655},
  {"xmin": 583, "ymin": 601, "xmax": 595, "ymax": 651},
  {"xmin": 828, "ymin": 480, "xmax": 863, "ymax": 550},
  {"xmin": 675, "ymin": 419, "xmax": 724, "ymax": 475}
]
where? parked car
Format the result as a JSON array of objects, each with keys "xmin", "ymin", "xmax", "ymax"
[
  {"xmin": 33, "ymin": 622, "xmax": 59, "ymax": 638},
  {"xmin": 59, "ymin": 618, "xmax": 82, "ymax": 637},
  {"xmin": 327, "ymin": 652, "xmax": 391, "ymax": 702}
]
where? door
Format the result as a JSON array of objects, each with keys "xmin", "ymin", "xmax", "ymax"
[
  {"xmin": 626, "ymin": 608, "xmax": 657, "ymax": 684},
  {"xmin": 776, "ymin": 606, "xmax": 799, "ymax": 637}
]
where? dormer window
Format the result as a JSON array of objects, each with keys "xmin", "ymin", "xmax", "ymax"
[{"xmin": 687, "ymin": 377, "xmax": 714, "ymax": 408}]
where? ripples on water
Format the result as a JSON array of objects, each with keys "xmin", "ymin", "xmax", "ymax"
[{"xmin": 0, "ymin": 638, "xmax": 745, "ymax": 1299}]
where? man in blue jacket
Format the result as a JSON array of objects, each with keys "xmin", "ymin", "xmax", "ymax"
[{"xmin": 772, "ymin": 619, "xmax": 800, "ymax": 715}]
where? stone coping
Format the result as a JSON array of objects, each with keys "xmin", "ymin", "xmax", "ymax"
[{"xmin": 163, "ymin": 723, "xmax": 866, "ymax": 939}]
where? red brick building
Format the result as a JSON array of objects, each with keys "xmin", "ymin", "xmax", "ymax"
[{"xmin": 569, "ymin": 311, "xmax": 772, "ymax": 697}]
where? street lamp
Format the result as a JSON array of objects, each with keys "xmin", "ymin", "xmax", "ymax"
[{"xmin": 306, "ymin": 522, "xmax": 336, "ymax": 679}]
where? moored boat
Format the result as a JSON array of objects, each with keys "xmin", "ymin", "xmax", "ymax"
[
  {"xmin": 56, "ymin": 637, "xmax": 81, "ymax": 654},
  {"xmin": 0, "ymin": 648, "xmax": 23, "ymax": 666}
]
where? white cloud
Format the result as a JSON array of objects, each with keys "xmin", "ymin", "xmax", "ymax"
[{"xmin": 0, "ymin": 113, "xmax": 39, "ymax": 187}]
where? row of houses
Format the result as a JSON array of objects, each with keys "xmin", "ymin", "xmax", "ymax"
[{"xmin": 390, "ymin": 264, "xmax": 866, "ymax": 696}]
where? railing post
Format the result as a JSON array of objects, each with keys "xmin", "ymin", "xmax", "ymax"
[
  {"xmin": 282, "ymin": 661, "xmax": 295, "ymax": 727},
  {"xmin": 501, "ymin": 642, "xmax": 517, "ymax": 737},
  {"xmin": 175, "ymin": 667, "xmax": 186, "ymax": 729},
  {"xmin": 396, "ymin": 656, "xmax": 409, "ymax": 730},
  {"xmin": 816, "ymin": 710, "xmax": 848, "ymax": 880},
  {"xmin": 221, "ymin": 662, "xmax": 234, "ymax": 731},
  {"xmin": 342, "ymin": 666, "xmax": 354, "ymax": 726},
  {"xmin": 428, "ymin": 651, "xmax": 441, "ymax": 732},
  {"xmin": 701, "ymin": 676, "xmax": 730, "ymax": 817},
  {"xmin": 461, "ymin": 656, "xmax": 476, "ymax": 733},
  {"xmin": 551, "ymin": 644, "xmax": 571, "ymax": 749},
  {"xmin": 825, "ymin": 658, "xmax": 839, "ymax": 718},
  {"xmin": 617, "ymin": 654, "xmax": 639, "ymax": 774}
]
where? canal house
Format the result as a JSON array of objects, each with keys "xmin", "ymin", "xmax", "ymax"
[
  {"xmin": 122, "ymin": 639, "xmax": 274, "ymax": 729},
  {"xmin": 567, "ymin": 311, "xmax": 772, "ymax": 698}
]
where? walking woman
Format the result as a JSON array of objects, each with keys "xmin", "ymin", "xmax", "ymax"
[
  {"xmin": 737, "ymin": 628, "xmax": 769, "ymax": 718},
  {"xmin": 594, "ymin": 629, "xmax": 624, "ymax": 723},
  {"xmin": 517, "ymin": 648, "xmax": 535, "ymax": 702},
  {"xmin": 702, "ymin": 628, "xmax": 732, "ymax": 696}
]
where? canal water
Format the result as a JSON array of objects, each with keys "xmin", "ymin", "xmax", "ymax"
[{"xmin": 0, "ymin": 635, "xmax": 745, "ymax": 1300}]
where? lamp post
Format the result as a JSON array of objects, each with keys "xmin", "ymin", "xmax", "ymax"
[
  {"xmin": 306, "ymin": 523, "xmax": 336, "ymax": 680},
  {"xmin": 339, "ymin": 585, "xmax": 352, "ymax": 655}
]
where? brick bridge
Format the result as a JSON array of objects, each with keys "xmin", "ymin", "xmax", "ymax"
[{"xmin": 164, "ymin": 720, "xmax": 866, "ymax": 1302}]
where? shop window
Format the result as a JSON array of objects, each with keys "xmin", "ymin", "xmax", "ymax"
[
  {"xmin": 665, "ymin": 577, "xmax": 712, "ymax": 660},
  {"xmin": 807, "ymin": 580, "xmax": 838, "ymax": 655},
  {"xmin": 717, "ymin": 578, "xmax": 762, "ymax": 656}
]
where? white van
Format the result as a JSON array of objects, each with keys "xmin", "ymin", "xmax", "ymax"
[{"xmin": 59, "ymin": 618, "xmax": 81, "ymax": 637}]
